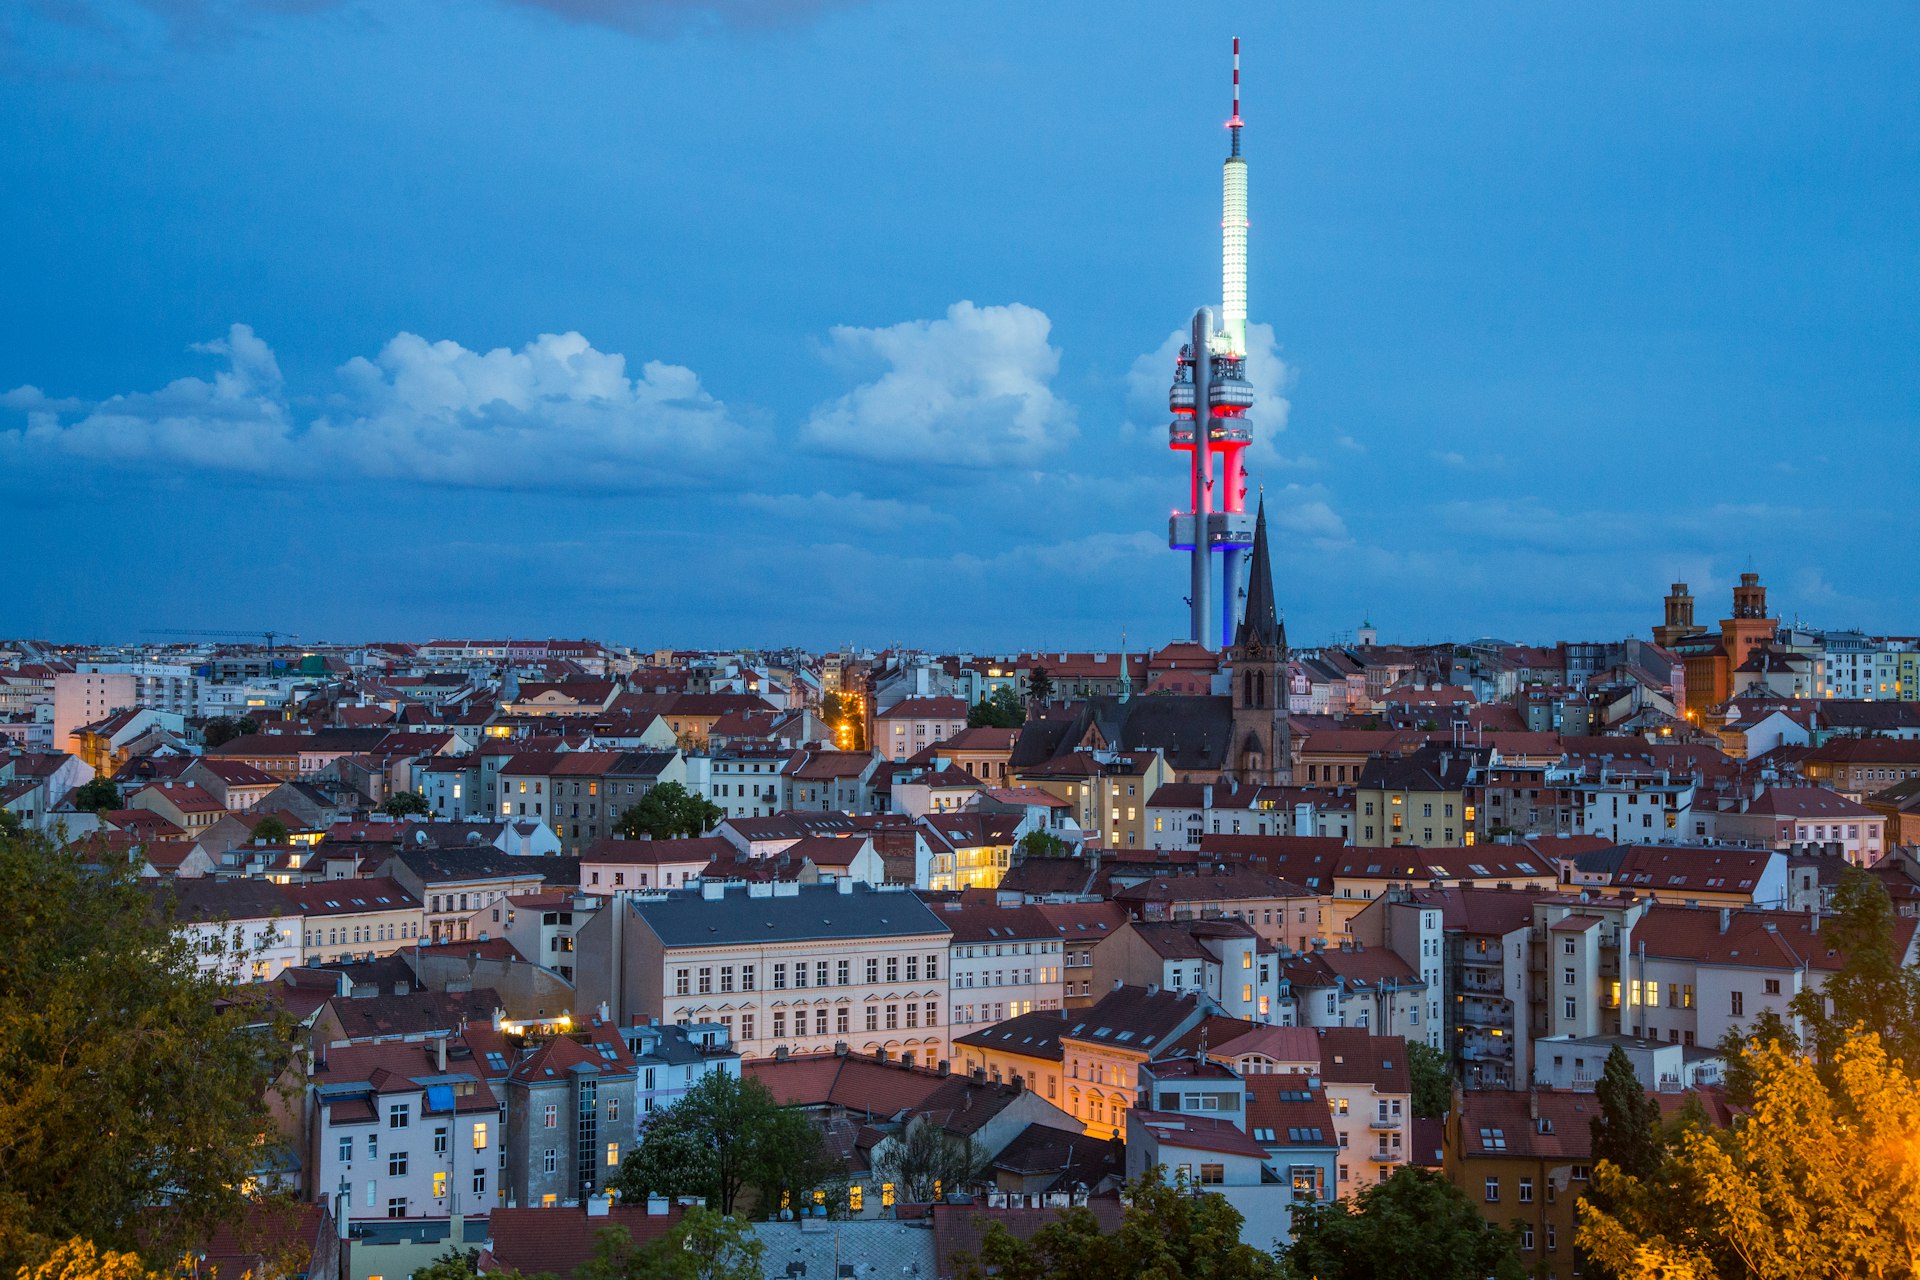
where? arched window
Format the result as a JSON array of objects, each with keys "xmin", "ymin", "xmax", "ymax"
[{"xmin": 1253, "ymin": 670, "xmax": 1266, "ymax": 708}]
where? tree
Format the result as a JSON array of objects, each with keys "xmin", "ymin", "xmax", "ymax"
[
  {"xmin": 0, "ymin": 809, "xmax": 19, "ymax": 838},
  {"xmin": 248, "ymin": 816, "xmax": 291, "ymax": 846},
  {"xmin": 409, "ymin": 1246, "xmax": 481, "ymax": 1280},
  {"xmin": 610, "ymin": 1072, "xmax": 835, "ymax": 1217},
  {"xmin": 379, "ymin": 791, "xmax": 430, "ymax": 818},
  {"xmin": 1590, "ymin": 1045, "xmax": 1663, "ymax": 1182},
  {"xmin": 1789, "ymin": 867, "xmax": 1920, "ymax": 1074},
  {"xmin": 71, "ymin": 778, "xmax": 120, "ymax": 813},
  {"xmin": 748, "ymin": 1101, "xmax": 847, "ymax": 1218},
  {"xmin": 0, "ymin": 828, "xmax": 295, "ymax": 1273},
  {"xmin": 955, "ymin": 1166, "xmax": 1283, "ymax": 1280},
  {"xmin": 1283, "ymin": 1166, "xmax": 1526, "ymax": 1280},
  {"xmin": 201, "ymin": 717, "xmax": 257, "ymax": 749},
  {"xmin": 1025, "ymin": 667, "xmax": 1054, "ymax": 709},
  {"xmin": 576, "ymin": 1211, "xmax": 763, "ymax": 1280},
  {"xmin": 1015, "ymin": 830, "xmax": 1070, "ymax": 860},
  {"xmin": 1578, "ymin": 1030, "xmax": 1920, "ymax": 1279},
  {"xmin": 1714, "ymin": 1008, "xmax": 1797, "ymax": 1107},
  {"xmin": 16, "ymin": 1240, "xmax": 169, "ymax": 1280},
  {"xmin": 613, "ymin": 783, "xmax": 724, "ymax": 842},
  {"xmin": 967, "ymin": 686, "xmax": 1026, "ymax": 729},
  {"xmin": 1406, "ymin": 1041, "xmax": 1452, "ymax": 1119},
  {"xmin": 869, "ymin": 1116, "xmax": 987, "ymax": 1204}
]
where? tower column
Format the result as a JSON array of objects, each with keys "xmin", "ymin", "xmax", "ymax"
[{"xmin": 1190, "ymin": 307, "xmax": 1215, "ymax": 650}]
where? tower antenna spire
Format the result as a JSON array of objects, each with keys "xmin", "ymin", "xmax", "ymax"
[{"xmin": 1230, "ymin": 35, "xmax": 1243, "ymax": 156}]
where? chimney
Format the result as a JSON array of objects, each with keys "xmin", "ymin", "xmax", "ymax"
[
  {"xmin": 971, "ymin": 1067, "xmax": 986, "ymax": 1084},
  {"xmin": 435, "ymin": 1037, "xmax": 447, "ymax": 1072},
  {"xmin": 834, "ymin": 1041, "xmax": 848, "ymax": 1057},
  {"xmin": 874, "ymin": 1047, "xmax": 889, "ymax": 1064},
  {"xmin": 774, "ymin": 1046, "xmax": 789, "ymax": 1061},
  {"xmin": 1718, "ymin": 908, "xmax": 1731, "ymax": 934},
  {"xmin": 1527, "ymin": 1086, "xmax": 1539, "ymax": 1122},
  {"xmin": 938, "ymin": 1059, "xmax": 950, "ymax": 1076}
]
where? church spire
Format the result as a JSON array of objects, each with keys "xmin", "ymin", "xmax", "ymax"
[{"xmin": 1234, "ymin": 498, "xmax": 1284, "ymax": 652}]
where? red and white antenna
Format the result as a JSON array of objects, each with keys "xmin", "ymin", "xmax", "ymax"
[{"xmin": 1229, "ymin": 35, "xmax": 1243, "ymax": 153}]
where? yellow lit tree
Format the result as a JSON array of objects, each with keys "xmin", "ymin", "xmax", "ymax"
[{"xmin": 1578, "ymin": 1031, "xmax": 1920, "ymax": 1279}]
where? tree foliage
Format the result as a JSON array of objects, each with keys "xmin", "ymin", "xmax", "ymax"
[
  {"xmin": 869, "ymin": 1116, "xmax": 987, "ymax": 1203},
  {"xmin": 71, "ymin": 778, "xmax": 121, "ymax": 813},
  {"xmin": 955, "ymin": 1166, "xmax": 1283, "ymax": 1280},
  {"xmin": 613, "ymin": 783, "xmax": 724, "ymax": 842},
  {"xmin": 0, "ymin": 809, "xmax": 19, "ymax": 837},
  {"xmin": 610, "ymin": 1072, "xmax": 836, "ymax": 1217},
  {"xmin": 576, "ymin": 1210, "xmax": 764, "ymax": 1280},
  {"xmin": 1579, "ymin": 1031, "xmax": 1920, "ymax": 1279},
  {"xmin": 1284, "ymin": 1166, "xmax": 1526, "ymax": 1280},
  {"xmin": 1406, "ymin": 1041, "xmax": 1452, "ymax": 1119},
  {"xmin": 1025, "ymin": 667, "xmax": 1054, "ymax": 708},
  {"xmin": 248, "ymin": 816, "xmax": 291, "ymax": 845},
  {"xmin": 201, "ymin": 717, "xmax": 258, "ymax": 749},
  {"xmin": 1714, "ymin": 1008, "xmax": 1797, "ymax": 1108},
  {"xmin": 1015, "ymin": 830, "xmax": 1070, "ymax": 860},
  {"xmin": 1591, "ymin": 1045, "xmax": 1663, "ymax": 1182},
  {"xmin": 1788, "ymin": 867, "xmax": 1920, "ymax": 1074},
  {"xmin": 379, "ymin": 791, "xmax": 430, "ymax": 818},
  {"xmin": 967, "ymin": 687, "xmax": 1026, "ymax": 729},
  {"xmin": 0, "ymin": 829, "xmax": 295, "ymax": 1273},
  {"xmin": 15, "ymin": 1240, "xmax": 170, "ymax": 1280}
]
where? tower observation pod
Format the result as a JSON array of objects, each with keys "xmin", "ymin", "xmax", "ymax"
[{"xmin": 1168, "ymin": 36, "xmax": 1259, "ymax": 650}]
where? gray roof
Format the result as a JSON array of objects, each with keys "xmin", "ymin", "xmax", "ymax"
[{"xmin": 630, "ymin": 882, "xmax": 952, "ymax": 947}]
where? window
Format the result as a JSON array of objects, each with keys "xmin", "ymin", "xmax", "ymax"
[
  {"xmin": 389, "ymin": 1151, "xmax": 408, "ymax": 1176},
  {"xmin": 388, "ymin": 1103, "xmax": 410, "ymax": 1128},
  {"xmin": 1484, "ymin": 1176, "xmax": 1500, "ymax": 1202},
  {"xmin": 543, "ymin": 1148, "xmax": 557, "ymax": 1174},
  {"xmin": 544, "ymin": 1104, "xmax": 558, "ymax": 1129},
  {"xmin": 473, "ymin": 1168, "xmax": 487, "ymax": 1197},
  {"xmin": 1521, "ymin": 1227, "xmax": 1535, "ymax": 1251},
  {"xmin": 386, "ymin": 1198, "xmax": 408, "ymax": 1219},
  {"xmin": 720, "ymin": 965, "xmax": 734, "ymax": 993},
  {"xmin": 675, "ymin": 969, "xmax": 690, "ymax": 996},
  {"xmin": 866, "ymin": 958, "xmax": 879, "ymax": 983},
  {"xmin": 1199, "ymin": 1164, "xmax": 1224, "ymax": 1186},
  {"xmin": 773, "ymin": 963, "xmax": 787, "ymax": 990},
  {"xmin": 886, "ymin": 957, "xmax": 899, "ymax": 982},
  {"xmin": 1563, "ymin": 996, "xmax": 1576, "ymax": 1019},
  {"xmin": 1764, "ymin": 978, "xmax": 1781, "ymax": 996},
  {"xmin": 473, "ymin": 1122, "xmax": 488, "ymax": 1150},
  {"xmin": 433, "ymin": 1171, "xmax": 448, "ymax": 1198},
  {"xmin": 607, "ymin": 1142, "xmax": 620, "ymax": 1167},
  {"xmin": 837, "ymin": 960, "xmax": 850, "ymax": 985},
  {"xmin": 865, "ymin": 1006, "xmax": 878, "ymax": 1032},
  {"xmin": 1518, "ymin": 1177, "xmax": 1533, "ymax": 1203},
  {"xmin": 338, "ymin": 1135, "xmax": 353, "ymax": 1163},
  {"xmin": 433, "ymin": 1126, "xmax": 448, "ymax": 1155},
  {"xmin": 1731, "ymin": 991, "xmax": 1744, "ymax": 1017},
  {"xmin": 849, "ymin": 1185, "xmax": 864, "ymax": 1212}
]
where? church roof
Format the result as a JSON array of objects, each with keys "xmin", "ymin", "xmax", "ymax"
[{"xmin": 1234, "ymin": 499, "xmax": 1285, "ymax": 653}]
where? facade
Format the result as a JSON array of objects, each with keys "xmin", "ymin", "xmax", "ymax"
[
  {"xmin": 1445, "ymin": 1089, "xmax": 1595, "ymax": 1278},
  {"xmin": 282, "ymin": 878, "xmax": 424, "ymax": 965},
  {"xmin": 578, "ymin": 880, "xmax": 954, "ymax": 1066},
  {"xmin": 874, "ymin": 697, "xmax": 968, "ymax": 763},
  {"xmin": 1057, "ymin": 985, "xmax": 1212, "ymax": 1139},
  {"xmin": 502, "ymin": 1019, "xmax": 638, "ymax": 1209},
  {"xmin": 936, "ymin": 901, "xmax": 1065, "ymax": 1028}
]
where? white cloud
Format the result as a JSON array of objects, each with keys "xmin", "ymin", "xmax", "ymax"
[
  {"xmin": 737, "ymin": 489, "xmax": 945, "ymax": 531},
  {"xmin": 800, "ymin": 301, "xmax": 1075, "ymax": 467},
  {"xmin": 1263, "ymin": 482, "xmax": 1351, "ymax": 547},
  {"xmin": 1, "ymin": 324, "xmax": 753, "ymax": 491}
]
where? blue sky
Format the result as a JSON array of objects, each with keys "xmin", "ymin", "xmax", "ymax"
[{"xmin": 4, "ymin": 1, "xmax": 1917, "ymax": 651}]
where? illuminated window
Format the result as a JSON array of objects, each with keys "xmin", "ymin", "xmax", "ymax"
[
  {"xmin": 881, "ymin": 1182, "xmax": 896, "ymax": 1207},
  {"xmin": 849, "ymin": 1185, "xmax": 864, "ymax": 1212},
  {"xmin": 473, "ymin": 1122, "xmax": 488, "ymax": 1150}
]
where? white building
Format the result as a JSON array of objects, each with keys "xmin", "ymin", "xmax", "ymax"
[
  {"xmin": 934, "ymin": 901, "xmax": 1065, "ymax": 1028},
  {"xmin": 578, "ymin": 880, "xmax": 955, "ymax": 1067}
]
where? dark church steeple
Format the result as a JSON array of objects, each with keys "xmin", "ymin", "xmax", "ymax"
[{"xmin": 1227, "ymin": 500, "xmax": 1293, "ymax": 786}]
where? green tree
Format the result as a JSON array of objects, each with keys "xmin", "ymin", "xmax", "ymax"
[
  {"xmin": 955, "ymin": 1166, "xmax": 1283, "ymax": 1280},
  {"xmin": 1284, "ymin": 1166, "xmax": 1526, "ymax": 1280},
  {"xmin": 201, "ymin": 717, "xmax": 258, "ymax": 749},
  {"xmin": 613, "ymin": 783, "xmax": 724, "ymax": 842},
  {"xmin": 1579, "ymin": 1031, "xmax": 1920, "ymax": 1279},
  {"xmin": 409, "ymin": 1246, "xmax": 481, "ymax": 1280},
  {"xmin": 248, "ymin": 815, "xmax": 291, "ymax": 845},
  {"xmin": 1015, "ymin": 830, "xmax": 1070, "ymax": 860},
  {"xmin": 0, "ymin": 809, "xmax": 20, "ymax": 838},
  {"xmin": 379, "ymin": 791, "xmax": 431, "ymax": 818},
  {"xmin": 610, "ymin": 1072, "xmax": 835, "ymax": 1217},
  {"xmin": 1789, "ymin": 867, "xmax": 1920, "ymax": 1074},
  {"xmin": 1025, "ymin": 667, "xmax": 1054, "ymax": 708},
  {"xmin": 1714, "ymin": 1007, "xmax": 1797, "ymax": 1107},
  {"xmin": 576, "ymin": 1211, "xmax": 763, "ymax": 1280},
  {"xmin": 868, "ymin": 1116, "xmax": 987, "ymax": 1204},
  {"xmin": 0, "ymin": 829, "xmax": 295, "ymax": 1273},
  {"xmin": 967, "ymin": 686, "xmax": 1026, "ymax": 729},
  {"xmin": 1406, "ymin": 1041, "xmax": 1452, "ymax": 1119},
  {"xmin": 71, "ymin": 778, "xmax": 120, "ymax": 813},
  {"xmin": 1591, "ymin": 1045, "xmax": 1662, "ymax": 1181}
]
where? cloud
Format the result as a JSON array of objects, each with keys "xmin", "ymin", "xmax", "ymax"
[
  {"xmin": 1, "ymin": 323, "xmax": 754, "ymax": 491},
  {"xmin": 800, "ymin": 301, "xmax": 1076, "ymax": 467},
  {"xmin": 1124, "ymin": 320, "xmax": 1292, "ymax": 468},
  {"xmin": 737, "ymin": 489, "xmax": 945, "ymax": 531},
  {"xmin": 1263, "ymin": 482, "xmax": 1351, "ymax": 547}
]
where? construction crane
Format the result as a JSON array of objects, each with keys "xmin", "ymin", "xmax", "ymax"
[{"xmin": 142, "ymin": 629, "xmax": 302, "ymax": 662}]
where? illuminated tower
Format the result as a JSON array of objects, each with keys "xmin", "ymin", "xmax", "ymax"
[{"xmin": 1168, "ymin": 37, "xmax": 1257, "ymax": 649}]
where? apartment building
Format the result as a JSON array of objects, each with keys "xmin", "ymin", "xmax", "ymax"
[
  {"xmin": 935, "ymin": 901, "xmax": 1064, "ymax": 1028},
  {"xmin": 1035, "ymin": 901, "xmax": 1130, "ymax": 1008},
  {"xmin": 281, "ymin": 877, "xmax": 423, "ymax": 966},
  {"xmin": 1091, "ymin": 918, "xmax": 1275, "ymax": 1024},
  {"xmin": 578, "ymin": 880, "xmax": 954, "ymax": 1066}
]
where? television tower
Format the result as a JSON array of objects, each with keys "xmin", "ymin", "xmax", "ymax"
[{"xmin": 1167, "ymin": 37, "xmax": 1258, "ymax": 650}]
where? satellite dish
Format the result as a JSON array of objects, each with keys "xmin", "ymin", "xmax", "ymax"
[{"xmin": 414, "ymin": 829, "xmax": 428, "ymax": 846}]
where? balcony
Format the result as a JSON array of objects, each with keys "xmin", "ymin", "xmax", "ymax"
[
  {"xmin": 1367, "ymin": 1150, "xmax": 1399, "ymax": 1163},
  {"xmin": 1459, "ymin": 1003, "xmax": 1514, "ymax": 1030},
  {"xmin": 1458, "ymin": 972, "xmax": 1504, "ymax": 995},
  {"xmin": 1367, "ymin": 1117, "xmax": 1402, "ymax": 1132}
]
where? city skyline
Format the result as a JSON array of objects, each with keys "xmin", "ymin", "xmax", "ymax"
[{"xmin": 5, "ymin": 3, "xmax": 1918, "ymax": 649}]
